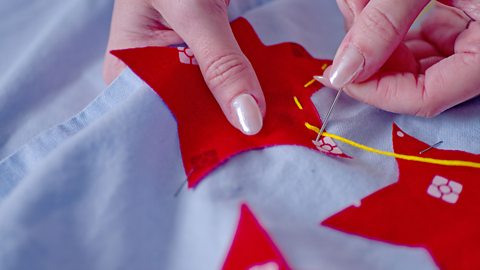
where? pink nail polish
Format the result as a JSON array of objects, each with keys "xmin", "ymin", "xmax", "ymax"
[
  {"xmin": 314, "ymin": 75, "xmax": 331, "ymax": 87},
  {"xmin": 231, "ymin": 94, "xmax": 263, "ymax": 135},
  {"xmin": 329, "ymin": 45, "xmax": 365, "ymax": 89}
]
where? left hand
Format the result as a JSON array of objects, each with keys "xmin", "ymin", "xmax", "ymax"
[{"xmin": 104, "ymin": 0, "xmax": 266, "ymax": 135}]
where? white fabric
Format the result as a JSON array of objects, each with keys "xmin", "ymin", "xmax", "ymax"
[{"xmin": 1, "ymin": 0, "xmax": 479, "ymax": 269}]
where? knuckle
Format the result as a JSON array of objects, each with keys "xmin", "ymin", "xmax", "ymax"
[
  {"xmin": 207, "ymin": 0, "xmax": 228, "ymax": 16},
  {"xmin": 203, "ymin": 53, "xmax": 250, "ymax": 89},
  {"xmin": 374, "ymin": 76, "xmax": 400, "ymax": 104},
  {"xmin": 337, "ymin": 0, "xmax": 353, "ymax": 15},
  {"xmin": 458, "ymin": 53, "xmax": 480, "ymax": 67},
  {"xmin": 361, "ymin": 6, "xmax": 402, "ymax": 42},
  {"xmin": 415, "ymin": 86, "xmax": 441, "ymax": 118},
  {"xmin": 411, "ymin": 76, "xmax": 435, "ymax": 117}
]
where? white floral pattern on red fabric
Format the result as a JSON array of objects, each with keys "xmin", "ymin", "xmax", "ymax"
[
  {"xmin": 427, "ymin": 175, "xmax": 463, "ymax": 204},
  {"xmin": 312, "ymin": 136, "xmax": 344, "ymax": 155},
  {"xmin": 249, "ymin": 262, "xmax": 279, "ymax": 270},
  {"xmin": 177, "ymin": 47, "xmax": 198, "ymax": 65}
]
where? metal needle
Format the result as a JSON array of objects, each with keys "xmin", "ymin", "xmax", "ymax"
[
  {"xmin": 419, "ymin": 141, "xmax": 443, "ymax": 155},
  {"xmin": 174, "ymin": 179, "xmax": 188, "ymax": 197},
  {"xmin": 174, "ymin": 169, "xmax": 193, "ymax": 197},
  {"xmin": 315, "ymin": 88, "xmax": 344, "ymax": 142}
]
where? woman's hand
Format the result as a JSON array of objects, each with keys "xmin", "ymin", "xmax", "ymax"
[
  {"xmin": 318, "ymin": 0, "xmax": 480, "ymax": 117},
  {"xmin": 104, "ymin": 0, "xmax": 265, "ymax": 135}
]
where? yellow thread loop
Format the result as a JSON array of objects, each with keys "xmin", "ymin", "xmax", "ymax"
[
  {"xmin": 304, "ymin": 122, "xmax": 480, "ymax": 169},
  {"xmin": 294, "ymin": 96, "xmax": 303, "ymax": 110},
  {"xmin": 304, "ymin": 79, "xmax": 316, "ymax": 88}
]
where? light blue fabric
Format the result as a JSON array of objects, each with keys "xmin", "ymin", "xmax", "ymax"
[
  {"xmin": 0, "ymin": 70, "xmax": 143, "ymax": 198},
  {"xmin": 0, "ymin": 0, "xmax": 112, "ymax": 160},
  {"xmin": 1, "ymin": 0, "xmax": 478, "ymax": 269}
]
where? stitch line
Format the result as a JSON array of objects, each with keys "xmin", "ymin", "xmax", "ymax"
[
  {"xmin": 305, "ymin": 122, "xmax": 480, "ymax": 169},
  {"xmin": 294, "ymin": 96, "xmax": 303, "ymax": 110},
  {"xmin": 304, "ymin": 79, "xmax": 316, "ymax": 88}
]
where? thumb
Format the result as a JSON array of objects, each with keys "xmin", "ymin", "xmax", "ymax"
[
  {"xmin": 157, "ymin": 0, "xmax": 265, "ymax": 135},
  {"xmin": 329, "ymin": 0, "xmax": 430, "ymax": 89},
  {"xmin": 336, "ymin": 0, "xmax": 370, "ymax": 30}
]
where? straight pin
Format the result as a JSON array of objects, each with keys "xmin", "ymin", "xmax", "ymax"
[
  {"xmin": 315, "ymin": 88, "xmax": 344, "ymax": 142},
  {"xmin": 174, "ymin": 169, "xmax": 193, "ymax": 197},
  {"xmin": 419, "ymin": 141, "xmax": 443, "ymax": 155},
  {"xmin": 174, "ymin": 179, "xmax": 188, "ymax": 197}
]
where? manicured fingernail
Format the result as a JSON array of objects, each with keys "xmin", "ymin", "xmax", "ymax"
[
  {"xmin": 314, "ymin": 75, "xmax": 332, "ymax": 87},
  {"xmin": 231, "ymin": 93, "xmax": 263, "ymax": 135},
  {"xmin": 329, "ymin": 45, "xmax": 364, "ymax": 89}
]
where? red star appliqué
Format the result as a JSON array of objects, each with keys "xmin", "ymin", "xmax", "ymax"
[
  {"xmin": 322, "ymin": 124, "xmax": 480, "ymax": 270},
  {"xmin": 113, "ymin": 18, "xmax": 348, "ymax": 188},
  {"xmin": 222, "ymin": 204, "xmax": 292, "ymax": 270}
]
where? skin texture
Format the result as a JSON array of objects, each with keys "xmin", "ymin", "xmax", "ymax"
[
  {"xmin": 104, "ymin": 0, "xmax": 265, "ymax": 135},
  {"xmin": 318, "ymin": 0, "xmax": 480, "ymax": 117},
  {"xmin": 104, "ymin": 0, "xmax": 480, "ymax": 124}
]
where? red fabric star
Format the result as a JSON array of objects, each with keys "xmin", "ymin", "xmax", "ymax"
[
  {"xmin": 322, "ymin": 124, "xmax": 480, "ymax": 270},
  {"xmin": 113, "ymin": 18, "xmax": 348, "ymax": 188},
  {"xmin": 222, "ymin": 204, "xmax": 292, "ymax": 270}
]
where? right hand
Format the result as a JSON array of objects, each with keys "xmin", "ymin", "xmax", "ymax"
[{"xmin": 316, "ymin": 0, "xmax": 480, "ymax": 117}]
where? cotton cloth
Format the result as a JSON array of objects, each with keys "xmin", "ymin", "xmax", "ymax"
[{"xmin": 1, "ymin": 0, "xmax": 479, "ymax": 269}]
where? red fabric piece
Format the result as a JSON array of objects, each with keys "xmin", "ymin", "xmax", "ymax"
[
  {"xmin": 322, "ymin": 124, "xmax": 480, "ymax": 270},
  {"xmin": 113, "ymin": 18, "xmax": 348, "ymax": 188},
  {"xmin": 222, "ymin": 204, "xmax": 292, "ymax": 270}
]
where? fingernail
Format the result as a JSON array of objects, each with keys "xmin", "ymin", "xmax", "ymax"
[
  {"xmin": 314, "ymin": 75, "xmax": 332, "ymax": 87},
  {"xmin": 329, "ymin": 45, "xmax": 364, "ymax": 89},
  {"xmin": 231, "ymin": 93, "xmax": 263, "ymax": 135}
]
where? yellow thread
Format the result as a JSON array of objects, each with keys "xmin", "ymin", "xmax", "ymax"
[
  {"xmin": 294, "ymin": 96, "xmax": 303, "ymax": 110},
  {"xmin": 304, "ymin": 122, "xmax": 480, "ymax": 169},
  {"xmin": 304, "ymin": 79, "xmax": 316, "ymax": 88},
  {"xmin": 322, "ymin": 63, "xmax": 328, "ymax": 70}
]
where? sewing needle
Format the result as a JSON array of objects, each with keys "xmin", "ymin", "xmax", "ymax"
[{"xmin": 315, "ymin": 87, "xmax": 344, "ymax": 142}]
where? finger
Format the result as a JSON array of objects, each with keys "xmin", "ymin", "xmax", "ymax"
[
  {"xmin": 336, "ymin": 0, "xmax": 370, "ymax": 30},
  {"xmin": 323, "ymin": 21, "xmax": 480, "ymax": 117},
  {"xmin": 318, "ymin": 43, "xmax": 418, "ymax": 85},
  {"xmin": 405, "ymin": 29, "xmax": 422, "ymax": 41},
  {"xmin": 438, "ymin": 0, "xmax": 480, "ymax": 20},
  {"xmin": 421, "ymin": 3, "xmax": 471, "ymax": 55},
  {"xmin": 156, "ymin": 0, "xmax": 265, "ymax": 135},
  {"xmin": 104, "ymin": 0, "xmax": 183, "ymax": 84},
  {"xmin": 418, "ymin": 55, "xmax": 443, "ymax": 73},
  {"xmin": 318, "ymin": 43, "xmax": 418, "ymax": 84},
  {"xmin": 404, "ymin": 39, "xmax": 441, "ymax": 59},
  {"xmin": 328, "ymin": 0, "xmax": 430, "ymax": 89}
]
